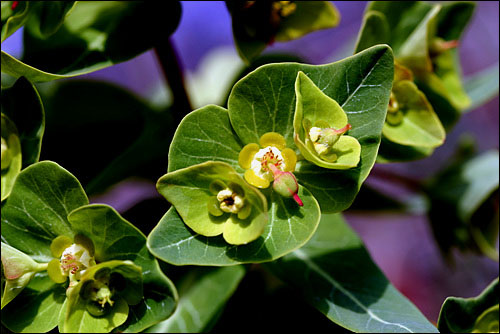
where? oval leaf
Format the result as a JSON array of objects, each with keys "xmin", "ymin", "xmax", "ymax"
[
  {"xmin": 1, "ymin": 161, "xmax": 89, "ymax": 262},
  {"xmin": 266, "ymin": 213, "xmax": 439, "ymax": 333},
  {"xmin": 145, "ymin": 266, "xmax": 246, "ymax": 333}
]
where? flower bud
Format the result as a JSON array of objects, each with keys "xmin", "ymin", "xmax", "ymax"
[{"xmin": 268, "ymin": 164, "xmax": 303, "ymax": 206}]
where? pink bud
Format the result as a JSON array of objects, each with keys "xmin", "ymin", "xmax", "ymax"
[{"xmin": 268, "ymin": 164, "xmax": 303, "ymax": 206}]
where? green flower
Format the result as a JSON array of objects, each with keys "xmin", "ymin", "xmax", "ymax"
[
  {"xmin": 157, "ymin": 161, "xmax": 268, "ymax": 245},
  {"xmin": 293, "ymin": 71, "xmax": 361, "ymax": 169}
]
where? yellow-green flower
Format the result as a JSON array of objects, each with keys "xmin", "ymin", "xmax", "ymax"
[
  {"xmin": 238, "ymin": 132, "xmax": 302, "ymax": 205},
  {"xmin": 238, "ymin": 132, "xmax": 297, "ymax": 188}
]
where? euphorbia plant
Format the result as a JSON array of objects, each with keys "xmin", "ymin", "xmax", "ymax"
[{"xmin": 1, "ymin": 1, "xmax": 498, "ymax": 333}]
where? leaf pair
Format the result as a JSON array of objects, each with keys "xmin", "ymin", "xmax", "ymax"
[{"xmin": 148, "ymin": 45, "xmax": 394, "ymax": 266}]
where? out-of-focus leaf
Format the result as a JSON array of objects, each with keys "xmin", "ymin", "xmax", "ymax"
[
  {"xmin": 25, "ymin": 1, "xmax": 76, "ymax": 38},
  {"xmin": 266, "ymin": 213, "xmax": 439, "ymax": 333},
  {"xmin": 1, "ymin": 76, "xmax": 45, "ymax": 168},
  {"xmin": 1, "ymin": 1, "xmax": 31, "ymax": 42},
  {"xmin": 145, "ymin": 266, "xmax": 246, "ymax": 333},
  {"xmin": 2, "ymin": 1, "xmax": 181, "ymax": 82},
  {"xmin": 1, "ymin": 113, "xmax": 21, "ymax": 201},
  {"xmin": 464, "ymin": 62, "xmax": 500, "ymax": 112},
  {"xmin": 426, "ymin": 146, "xmax": 499, "ymax": 261},
  {"xmin": 226, "ymin": 1, "xmax": 339, "ymax": 63},
  {"xmin": 438, "ymin": 278, "xmax": 499, "ymax": 333}
]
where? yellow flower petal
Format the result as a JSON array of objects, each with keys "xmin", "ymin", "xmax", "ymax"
[
  {"xmin": 244, "ymin": 169, "xmax": 270, "ymax": 188},
  {"xmin": 238, "ymin": 143, "xmax": 260, "ymax": 169},
  {"xmin": 259, "ymin": 132, "xmax": 286, "ymax": 150},
  {"xmin": 282, "ymin": 148, "xmax": 297, "ymax": 172}
]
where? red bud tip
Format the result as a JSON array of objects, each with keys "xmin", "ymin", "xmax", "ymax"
[
  {"xmin": 332, "ymin": 123, "xmax": 352, "ymax": 134},
  {"xmin": 11, "ymin": 1, "xmax": 19, "ymax": 10},
  {"xmin": 293, "ymin": 193, "xmax": 303, "ymax": 206}
]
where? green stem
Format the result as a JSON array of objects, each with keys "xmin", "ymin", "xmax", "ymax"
[{"xmin": 154, "ymin": 39, "xmax": 193, "ymax": 124}]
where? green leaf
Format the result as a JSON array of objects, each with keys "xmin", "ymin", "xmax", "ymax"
[
  {"xmin": 1, "ymin": 76, "xmax": 45, "ymax": 168},
  {"xmin": 157, "ymin": 161, "xmax": 268, "ymax": 245},
  {"xmin": 266, "ymin": 213, "xmax": 439, "ymax": 333},
  {"xmin": 2, "ymin": 1, "xmax": 181, "ymax": 82},
  {"xmin": 1, "ymin": 161, "xmax": 89, "ymax": 262},
  {"xmin": 226, "ymin": 1, "xmax": 339, "ymax": 63},
  {"xmin": 1, "ymin": 272, "xmax": 67, "ymax": 333},
  {"xmin": 63, "ymin": 261, "xmax": 141, "ymax": 333},
  {"xmin": 1, "ymin": 113, "xmax": 21, "ymax": 201},
  {"xmin": 354, "ymin": 11, "xmax": 389, "ymax": 54},
  {"xmin": 1, "ymin": 242, "xmax": 47, "ymax": 309},
  {"xmin": 293, "ymin": 71, "xmax": 361, "ymax": 169},
  {"xmin": 67, "ymin": 204, "xmax": 178, "ymax": 332},
  {"xmin": 382, "ymin": 80, "xmax": 445, "ymax": 148},
  {"xmin": 464, "ymin": 62, "xmax": 500, "ymax": 112},
  {"xmin": 148, "ymin": 183, "xmax": 320, "ymax": 266},
  {"xmin": 1, "ymin": 50, "xmax": 79, "ymax": 82},
  {"xmin": 25, "ymin": 1, "xmax": 77, "ymax": 38},
  {"xmin": 167, "ymin": 105, "xmax": 243, "ymax": 173},
  {"xmin": 438, "ymin": 278, "xmax": 499, "ymax": 333},
  {"xmin": 228, "ymin": 45, "xmax": 394, "ymax": 211},
  {"xmin": 1, "ymin": 1, "xmax": 32, "ymax": 42},
  {"xmin": 145, "ymin": 266, "xmax": 246, "ymax": 333}
]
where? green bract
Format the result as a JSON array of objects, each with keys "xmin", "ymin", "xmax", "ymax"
[
  {"xmin": 383, "ymin": 70, "xmax": 445, "ymax": 148},
  {"xmin": 227, "ymin": 1, "xmax": 340, "ymax": 63},
  {"xmin": 62, "ymin": 261, "xmax": 142, "ymax": 333},
  {"xmin": 1, "ymin": 113, "xmax": 21, "ymax": 200},
  {"xmin": 157, "ymin": 161, "xmax": 268, "ymax": 245},
  {"xmin": 147, "ymin": 45, "xmax": 393, "ymax": 265},
  {"xmin": 1, "ymin": 161, "xmax": 177, "ymax": 333},
  {"xmin": 293, "ymin": 71, "xmax": 361, "ymax": 169},
  {"xmin": 1, "ymin": 242, "xmax": 48, "ymax": 309}
]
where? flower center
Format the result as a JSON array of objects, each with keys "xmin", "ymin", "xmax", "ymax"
[
  {"xmin": 60, "ymin": 244, "xmax": 93, "ymax": 277},
  {"xmin": 251, "ymin": 146, "xmax": 285, "ymax": 181},
  {"xmin": 217, "ymin": 189, "xmax": 245, "ymax": 214},
  {"xmin": 308, "ymin": 124, "xmax": 351, "ymax": 161}
]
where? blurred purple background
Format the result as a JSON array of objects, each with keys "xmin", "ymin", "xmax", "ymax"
[{"xmin": 2, "ymin": 1, "xmax": 498, "ymax": 324}]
